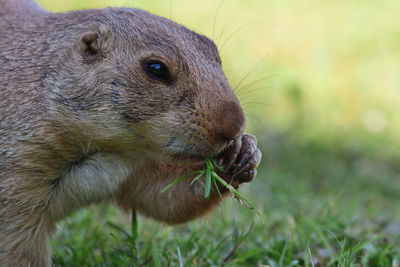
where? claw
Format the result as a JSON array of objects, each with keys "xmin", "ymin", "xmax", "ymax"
[
  {"xmin": 242, "ymin": 169, "xmax": 257, "ymax": 183},
  {"xmin": 232, "ymin": 149, "xmax": 261, "ymax": 181},
  {"xmin": 253, "ymin": 149, "xmax": 262, "ymax": 168},
  {"xmin": 232, "ymin": 162, "xmax": 250, "ymax": 179},
  {"xmin": 233, "ymin": 153, "xmax": 249, "ymax": 173},
  {"xmin": 232, "ymin": 135, "xmax": 256, "ymax": 173},
  {"xmin": 224, "ymin": 137, "xmax": 242, "ymax": 173}
]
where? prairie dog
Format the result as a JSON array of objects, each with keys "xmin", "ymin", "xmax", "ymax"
[{"xmin": 0, "ymin": 0, "xmax": 262, "ymax": 265}]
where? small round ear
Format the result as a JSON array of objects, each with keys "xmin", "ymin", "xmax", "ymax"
[{"xmin": 79, "ymin": 25, "xmax": 111, "ymax": 64}]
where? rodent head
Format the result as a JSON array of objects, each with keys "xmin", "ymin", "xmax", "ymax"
[{"xmin": 56, "ymin": 8, "xmax": 245, "ymax": 160}]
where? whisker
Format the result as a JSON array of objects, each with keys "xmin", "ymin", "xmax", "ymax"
[
  {"xmin": 212, "ymin": 0, "xmax": 225, "ymax": 41},
  {"xmin": 244, "ymin": 112, "xmax": 266, "ymax": 130},
  {"xmin": 216, "ymin": 13, "xmax": 238, "ymax": 49},
  {"xmin": 86, "ymin": 135, "xmax": 94, "ymax": 154},
  {"xmin": 219, "ymin": 21, "xmax": 262, "ymax": 56},
  {"xmin": 235, "ymin": 75, "xmax": 275, "ymax": 93},
  {"xmin": 241, "ymin": 101, "xmax": 271, "ymax": 108},
  {"xmin": 236, "ymin": 86, "xmax": 274, "ymax": 102},
  {"xmin": 233, "ymin": 54, "xmax": 269, "ymax": 96},
  {"xmin": 169, "ymin": 0, "xmax": 173, "ymax": 20},
  {"xmin": 235, "ymin": 75, "xmax": 275, "ymax": 99}
]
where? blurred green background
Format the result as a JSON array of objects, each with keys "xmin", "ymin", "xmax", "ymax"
[{"xmin": 36, "ymin": 0, "xmax": 400, "ymax": 265}]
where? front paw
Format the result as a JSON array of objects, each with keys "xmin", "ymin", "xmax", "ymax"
[{"xmin": 217, "ymin": 134, "xmax": 262, "ymax": 189}]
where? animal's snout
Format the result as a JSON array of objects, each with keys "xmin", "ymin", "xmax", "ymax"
[{"xmin": 214, "ymin": 101, "xmax": 245, "ymax": 143}]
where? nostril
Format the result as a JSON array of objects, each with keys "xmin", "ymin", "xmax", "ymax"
[{"xmin": 215, "ymin": 101, "xmax": 245, "ymax": 142}]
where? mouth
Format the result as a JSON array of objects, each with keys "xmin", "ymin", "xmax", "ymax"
[
  {"xmin": 166, "ymin": 138, "xmax": 231, "ymax": 164},
  {"xmin": 170, "ymin": 144, "xmax": 228, "ymax": 164}
]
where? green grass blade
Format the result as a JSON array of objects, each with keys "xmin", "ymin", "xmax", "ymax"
[
  {"xmin": 308, "ymin": 247, "xmax": 315, "ymax": 267},
  {"xmin": 205, "ymin": 157, "xmax": 213, "ymax": 168},
  {"xmin": 161, "ymin": 170, "xmax": 202, "ymax": 193},
  {"xmin": 304, "ymin": 219, "xmax": 334, "ymax": 261},
  {"xmin": 278, "ymin": 235, "xmax": 290, "ymax": 267},
  {"xmin": 210, "ymin": 157, "xmax": 224, "ymax": 172},
  {"xmin": 106, "ymin": 221, "xmax": 136, "ymax": 243},
  {"xmin": 152, "ymin": 239, "xmax": 162, "ymax": 267},
  {"xmin": 212, "ymin": 175, "xmax": 222, "ymax": 198},
  {"xmin": 204, "ymin": 168, "xmax": 212, "ymax": 198},
  {"xmin": 212, "ymin": 172, "xmax": 264, "ymax": 224},
  {"xmin": 131, "ymin": 209, "xmax": 138, "ymax": 242},
  {"xmin": 207, "ymin": 157, "xmax": 222, "ymax": 198},
  {"xmin": 327, "ymin": 230, "xmax": 344, "ymax": 254},
  {"xmin": 190, "ymin": 172, "xmax": 205, "ymax": 186},
  {"xmin": 176, "ymin": 246, "xmax": 184, "ymax": 267}
]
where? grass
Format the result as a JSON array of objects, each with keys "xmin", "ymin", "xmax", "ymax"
[
  {"xmin": 161, "ymin": 157, "xmax": 264, "ymax": 224},
  {"xmin": 51, "ymin": 131, "xmax": 400, "ymax": 266}
]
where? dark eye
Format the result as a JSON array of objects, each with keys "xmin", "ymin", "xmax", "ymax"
[{"xmin": 144, "ymin": 60, "xmax": 171, "ymax": 83}]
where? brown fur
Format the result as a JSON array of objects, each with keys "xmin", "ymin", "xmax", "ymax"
[{"xmin": 0, "ymin": 0, "xmax": 259, "ymax": 265}]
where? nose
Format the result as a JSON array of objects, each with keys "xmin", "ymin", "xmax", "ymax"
[{"xmin": 214, "ymin": 101, "xmax": 246, "ymax": 142}]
